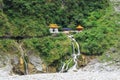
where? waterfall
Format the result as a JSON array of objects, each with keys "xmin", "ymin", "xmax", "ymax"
[
  {"xmin": 59, "ymin": 63, "xmax": 66, "ymax": 73},
  {"xmin": 59, "ymin": 58, "xmax": 72, "ymax": 73},
  {"xmin": 59, "ymin": 34, "xmax": 81, "ymax": 72},
  {"xmin": 65, "ymin": 58, "xmax": 72, "ymax": 70},
  {"xmin": 68, "ymin": 35, "xmax": 81, "ymax": 71},
  {"xmin": 14, "ymin": 41, "xmax": 29, "ymax": 75}
]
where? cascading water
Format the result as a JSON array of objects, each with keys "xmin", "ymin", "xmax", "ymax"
[
  {"xmin": 14, "ymin": 41, "xmax": 29, "ymax": 75},
  {"xmin": 59, "ymin": 63, "xmax": 66, "ymax": 73},
  {"xmin": 59, "ymin": 34, "xmax": 81, "ymax": 72},
  {"xmin": 59, "ymin": 58, "xmax": 72, "ymax": 73},
  {"xmin": 68, "ymin": 35, "xmax": 81, "ymax": 71}
]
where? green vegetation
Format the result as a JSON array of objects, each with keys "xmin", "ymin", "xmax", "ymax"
[
  {"xmin": 1, "ymin": 0, "xmax": 109, "ymax": 36},
  {"xmin": 75, "ymin": 4, "xmax": 120, "ymax": 55},
  {"xmin": 0, "ymin": 0, "xmax": 119, "ymax": 69},
  {"xmin": 23, "ymin": 34, "xmax": 71, "ymax": 64}
]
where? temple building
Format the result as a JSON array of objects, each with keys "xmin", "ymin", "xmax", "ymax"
[
  {"xmin": 76, "ymin": 25, "xmax": 83, "ymax": 31},
  {"xmin": 49, "ymin": 24, "xmax": 59, "ymax": 33}
]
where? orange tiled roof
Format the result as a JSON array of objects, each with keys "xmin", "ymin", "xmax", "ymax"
[
  {"xmin": 49, "ymin": 24, "xmax": 58, "ymax": 28},
  {"xmin": 76, "ymin": 25, "xmax": 83, "ymax": 29}
]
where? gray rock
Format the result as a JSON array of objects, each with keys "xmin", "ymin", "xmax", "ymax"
[{"xmin": 29, "ymin": 54, "xmax": 43, "ymax": 71}]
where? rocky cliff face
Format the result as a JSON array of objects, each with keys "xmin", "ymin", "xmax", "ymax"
[
  {"xmin": 110, "ymin": 0, "xmax": 120, "ymax": 12},
  {"xmin": 0, "ymin": 52, "xmax": 44, "ymax": 76}
]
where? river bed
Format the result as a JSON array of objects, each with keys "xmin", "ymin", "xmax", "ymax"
[{"xmin": 0, "ymin": 59, "xmax": 120, "ymax": 80}]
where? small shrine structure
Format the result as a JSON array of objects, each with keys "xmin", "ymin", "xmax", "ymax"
[
  {"xmin": 76, "ymin": 25, "xmax": 83, "ymax": 31},
  {"xmin": 49, "ymin": 24, "xmax": 59, "ymax": 33}
]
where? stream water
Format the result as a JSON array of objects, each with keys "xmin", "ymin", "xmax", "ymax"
[
  {"xmin": 60, "ymin": 34, "xmax": 81, "ymax": 72},
  {"xmin": 14, "ymin": 42, "xmax": 29, "ymax": 75}
]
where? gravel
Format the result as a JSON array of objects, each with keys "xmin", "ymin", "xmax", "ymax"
[
  {"xmin": 0, "ymin": 59, "xmax": 120, "ymax": 80},
  {"xmin": 0, "ymin": 71, "xmax": 120, "ymax": 80}
]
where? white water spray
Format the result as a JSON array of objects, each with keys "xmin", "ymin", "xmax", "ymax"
[
  {"xmin": 59, "ymin": 63, "xmax": 66, "ymax": 73},
  {"xmin": 69, "ymin": 35, "xmax": 81, "ymax": 71},
  {"xmin": 59, "ymin": 34, "xmax": 81, "ymax": 72}
]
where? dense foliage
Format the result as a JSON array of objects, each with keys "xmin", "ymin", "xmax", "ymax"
[
  {"xmin": 23, "ymin": 34, "xmax": 71, "ymax": 64},
  {"xmin": 2, "ymin": 0, "xmax": 109, "ymax": 36},
  {"xmin": 75, "ymin": 5, "xmax": 120, "ymax": 55}
]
